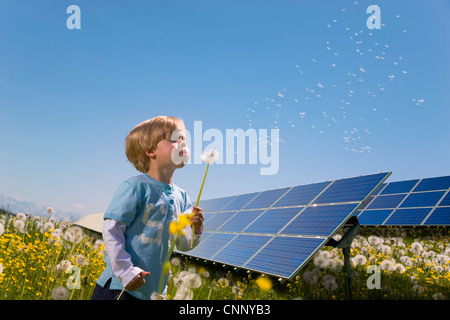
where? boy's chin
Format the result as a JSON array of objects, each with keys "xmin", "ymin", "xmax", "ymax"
[{"xmin": 174, "ymin": 161, "xmax": 187, "ymax": 168}]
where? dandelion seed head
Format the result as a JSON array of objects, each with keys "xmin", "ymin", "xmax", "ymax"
[
  {"xmin": 201, "ymin": 149, "xmax": 219, "ymax": 164},
  {"xmin": 51, "ymin": 286, "xmax": 69, "ymax": 300}
]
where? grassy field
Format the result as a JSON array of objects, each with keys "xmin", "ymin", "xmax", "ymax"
[{"xmin": 0, "ymin": 211, "xmax": 448, "ymax": 300}]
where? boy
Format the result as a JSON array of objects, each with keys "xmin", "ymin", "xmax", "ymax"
[{"xmin": 92, "ymin": 116, "xmax": 204, "ymax": 300}]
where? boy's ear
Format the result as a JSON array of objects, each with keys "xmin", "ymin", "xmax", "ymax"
[{"xmin": 146, "ymin": 149, "xmax": 156, "ymax": 158}]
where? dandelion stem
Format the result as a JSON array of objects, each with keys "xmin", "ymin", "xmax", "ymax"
[
  {"xmin": 116, "ymin": 288, "xmax": 126, "ymax": 300},
  {"xmin": 191, "ymin": 163, "xmax": 209, "ymax": 248},
  {"xmin": 196, "ymin": 163, "xmax": 210, "ymax": 207}
]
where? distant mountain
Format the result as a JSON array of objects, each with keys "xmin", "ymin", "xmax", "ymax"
[{"xmin": 0, "ymin": 194, "xmax": 84, "ymax": 222}]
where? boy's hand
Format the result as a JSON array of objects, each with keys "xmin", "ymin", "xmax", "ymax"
[
  {"xmin": 125, "ymin": 271, "xmax": 150, "ymax": 291},
  {"xmin": 190, "ymin": 206, "xmax": 204, "ymax": 234}
]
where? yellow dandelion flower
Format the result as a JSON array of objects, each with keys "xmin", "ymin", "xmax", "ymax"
[
  {"xmin": 169, "ymin": 221, "xmax": 178, "ymax": 234},
  {"xmin": 178, "ymin": 214, "xmax": 191, "ymax": 228},
  {"xmin": 256, "ymin": 276, "xmax": 272, "ymax": 291}
]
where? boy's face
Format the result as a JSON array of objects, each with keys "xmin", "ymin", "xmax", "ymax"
[{"xmin": 147, "ymin": 128, "xmax": 189, "ymax": 169}]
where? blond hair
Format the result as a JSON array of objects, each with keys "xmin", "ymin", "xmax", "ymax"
[{"xmin": 125, "ymin": 116, "xmax": 185, "ymax": 173}]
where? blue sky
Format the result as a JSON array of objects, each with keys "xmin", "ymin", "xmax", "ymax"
[{"xmin": 0, "ymin": 0, "xmax": 449, "ymax": 218}]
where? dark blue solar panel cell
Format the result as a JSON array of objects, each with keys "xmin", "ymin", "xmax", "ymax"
[
  {"xmin": 271, "ymin": 181, "xmax": 330, "ymax": 207},
  {"xmin": 220, "ymin": 192, "xmax": 259, "ymax": 211},
  {"xmin": 357, "ymin": 210, "xmax": 393, "ymax": 225},
  {"xmin": 205, "ymin": 196, "xmax": 236, "ymax": 212},
  {"xmin": 186, "ymin": 233, "xmax": 236, "ymax": 260},
  {"xmin": 243, "ymin": 236, "xmax": 325, "ymax": 279},
  {"xmin": 413, "ymin": 176, "xmax": 450, "ymax": 192},
  {"xmin": 399, "ymin": 191, "xmax": 445, "ymax": 208},
  {"xmin": 244, "ymin": 207, "xmax": 302, "ymax": 234},
  {"xmin": 244, "ymin": 188, "xmax": 290, "ymax": 210},
  {"xmin": 280, "ymin": 203, "xmax": 358, "ymax": 237},
  {"xmin": 203, "ymin": 211, "xmax": 237, "ymax": 231},
  {"xmin": 217, "ymin": 210, "xmax": 265, "ymax": 233},
  {"xmin": 423, "ymin": 207, "xmax": 450, "ymax": 225},
  {"xmin": 314, "ymin": 172, "xmax": 389, "ymax": 204},
  {"xmin": 380, "ymin": 179, "xmax": 419, "ymax": 195},
  {"xmin": 384, "ymin": 208, "xmax": 432, "ymax": 225},
  {"xmin": 438, "ymin": 192, "xmax": 450, "ymax": 206},
  {"xmin": 367, "ymin": 194, "xmax": 407, "ymax": 209},
  {"xmin": 212, "ymin": 234, "xmax": 272, "ymax": 267}
]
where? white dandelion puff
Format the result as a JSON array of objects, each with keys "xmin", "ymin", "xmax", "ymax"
[
  {"xmin": 16, "ymin": 212, "xmax": 27, "ymax": 221},
  {"xmin": 411, "ymin": 242, "xmax": 423, "ymax": 252},
  {"xmin": 324, "ymin": 278, "xmax": 338, "ymax": 291},
  {"xmin": 313, "ymin": 256, "xmax": 327, "ymax": 269},
  {"xmin": 302, "ymin": 271, "xmax": 318, "ymax": 284},
  {"xmin": 56, "ymin": 260, "xmax": 72, "ymax": 273},
  {"xmin": 183, "ymin": 273, "xmax": 202, "ymax": 289},
  {"xmin": 51, "ymin": 286, "xmax": 69, "ymax": 300},
  {"xmin": 201, "ymin": 149, "xmax": 219, "ymax": 164},
  {"xmin": 43, "ymin": 222, "xmax": 54, "ymax": 232},
  {"xmin": 352, "ymin": 254, "xmax": 367, "ymax": 266},
  {"xmin": 380, "ymin": 260, "xmax": 396, "ymax": 271},
  {"xmin": 13, "ymin": 219, "xmax": 25, "ymax": 231}
]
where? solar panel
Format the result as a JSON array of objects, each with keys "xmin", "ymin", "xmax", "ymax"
[
  {"xmin": 243, "ymin": 236, "xmax": 326, "ymax": 279},
  {"xmin": 366, "ymin": 194, "xmax": 406, "ymax": 209},
  {"xmin": 314, "ymin": 172, "xmax": 389, "ymax": 204},
  {"xmin": 213, "ymin": 234, "xmax": 272, "ymax": 267},
  {"xmin": 175, "ymin": 172, "xmax": 391, "ymax": 280},
  {"xmin": 280, "ymin": 203, "xmax": 359, "ymax": 237},
  {"xmin": 221, "ymin": 192, "xmax": 259, "ymax": 211},
  {"xmin": 244, "ymin": 207, "xmax": 303, "ymax": 234},
  {"xmin": 356, "ymin": 209, "xmax": 393, "ymax": 225},
  {"xmin": 243, "ymin": 188, "xmax": 290, "ymax": 210},
  {"xmin": 384, "ymin": 208, "xmax": 432, "ymax": 225},
  {"xmin": 203, "ymin": 211, "xmax": 237, "ymax": 231},
  {"xmin": 413, "ymin": 176, "xmax": 450, "ymax": 192},
  {"xmin": 380, "ymin": 179, "xmax": 418, "ymax": 194},
  {"xmin": 271, "ymin": 182, "xmax": 330, "ymax": 207},
  {"xmin": 185, "ymin": 233, "xmax": 236, "ymax": 260},
  {"xmin": 217, "ymin": 210, "xmax": 265, "ymax": 233},
  {"xmin": 424, "ymin": 207, "xmax": 450, "ymax": 225},
  {"xmin": 439, "ymin": 192, "xmax": 450, "ymax": 206},
  {"xmin": 356, "ymin": 175, "xmax": 450, "ymax": 226}
]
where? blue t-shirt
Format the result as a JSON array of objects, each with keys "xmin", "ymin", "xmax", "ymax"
[{"xmin": 96, "ymin": 173, "xmax": 194, "ymax": 300}]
